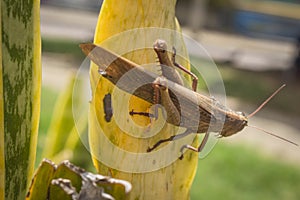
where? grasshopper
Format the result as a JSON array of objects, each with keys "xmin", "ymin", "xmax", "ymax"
[
  {"xmin": 80, "ymin": 40, "xmax": 298, "ymax": 159},
  {"xmin": 130, "ymin": 39, "xmax": 298, "ymax": 158}
]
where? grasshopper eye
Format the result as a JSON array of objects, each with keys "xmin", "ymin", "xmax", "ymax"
[{"xmin": 236, "ymin": 111, "xmax": 245, "ymax": 116}]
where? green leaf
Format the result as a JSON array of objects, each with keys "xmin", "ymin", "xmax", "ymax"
[
  {"xmin": 26, "ymin": 159, "xmax": 56, "ymax": 200},
  {"xmin": 0, "ymin": 0, "xmax": 41, "ymax": 199}
]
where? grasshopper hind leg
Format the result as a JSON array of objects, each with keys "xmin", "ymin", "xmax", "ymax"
[
  {"xmin": 147, "ymin": 129, "xmax": 193, "ymax": 152},
  {"xmin": 179, "ymin": 132, "xmax": 219, "ymax": 159}
]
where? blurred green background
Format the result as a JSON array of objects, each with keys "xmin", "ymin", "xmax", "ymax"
[{"xmin": 39, "ymin": 0, "xmax": 300, "ymax": 199}]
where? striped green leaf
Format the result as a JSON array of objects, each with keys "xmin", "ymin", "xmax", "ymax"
[{"xmin": 0, "ymin": 0, "xmax": 41, "ymax": 199}]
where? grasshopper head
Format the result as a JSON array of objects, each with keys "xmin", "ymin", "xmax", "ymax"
[
  {"xmin": 153, "ymin": 39, "xmax": 168, "ymax": 54},
  {"xmin": 220, "ymin": 111, "xmax": 248, "ymax": 137}
]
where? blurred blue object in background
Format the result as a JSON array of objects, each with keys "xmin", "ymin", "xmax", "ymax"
[
  {"xmin": 233, "ymin": 1, "xmax": 300, "ymax": 41},
  {"xmin": 234, "ymin": 10, "xmax": 300, "ymax": 41},
  {"xmin": 41, "ymin": 0, "xmax": 103, "ymax": 12}
]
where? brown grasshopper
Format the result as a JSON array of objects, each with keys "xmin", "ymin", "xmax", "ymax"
[
  {"xmin": 80, "ymin": 40, "xmax": 298, "ymax": 159},
  {"xmin": 130, "ymin": 39, "xmax": 298, "ymax": 159}
]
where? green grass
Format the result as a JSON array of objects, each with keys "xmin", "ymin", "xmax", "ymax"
[{"xmin": 191, "ymin": 142, "xmax": 300, "ymax": 200}]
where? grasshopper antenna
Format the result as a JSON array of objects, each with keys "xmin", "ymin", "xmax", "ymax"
[
  {"xmin": 247, "ymin": 84, "xmax": 286, "ymax": 118},
  {"xmin": 246, "ymin": 84, "xmax": 298, "ymax": 146},
  {"xmin": 247, "ymin": 125, "xmax": 298, "ymax": 146}
]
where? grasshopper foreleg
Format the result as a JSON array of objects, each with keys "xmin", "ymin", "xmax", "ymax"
[
  {"xmin": 172, "ymin": 46, "xmax": 198, "ymax": 91},
  {"xmin": 129, "ymin": 109, "xmax": 155, "ymax": 118},
  {"xmin": 129, "ymin": 77, "xmax": 167, "ymax": 120},
  {"xmin": 129, "ymin": 80, "xmax": 161, "ymax": 119}
]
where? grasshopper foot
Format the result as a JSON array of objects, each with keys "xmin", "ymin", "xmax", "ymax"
[
  {"xmin": 179, "ymin": 144, "xmax": 188, "ymax": 160},
  {"xmin": 179, "ymin": 153, "xmax": 184, "ymax": 160},
  {"xmin": 147, "ymin": 146, "xmax": 153, "ymax": 152}
]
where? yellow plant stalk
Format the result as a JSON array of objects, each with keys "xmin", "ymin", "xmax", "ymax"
[
  {"xmin": 0, "ymin": 0, "xmax": 41, "ymax": 199},
  {"xmin": 89, "ymin": 0, "xmax": 198, "ymax": 199}
]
